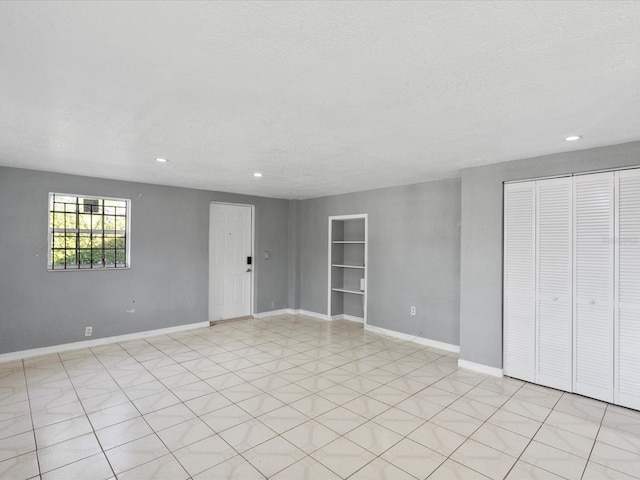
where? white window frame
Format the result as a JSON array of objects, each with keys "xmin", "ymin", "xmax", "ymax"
[{"xmin": 47, "ymin": 192, "xmax": 132, "ymax": 271}]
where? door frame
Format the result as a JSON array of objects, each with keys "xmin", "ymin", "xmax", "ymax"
[{"xmin": 209, "ymin": 201, "xmax": 255, "ymax": 320}]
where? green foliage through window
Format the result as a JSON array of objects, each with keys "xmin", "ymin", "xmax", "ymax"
[{"xmin": 48, "ymin": 193, "xmax": 130, "ymax": 270}]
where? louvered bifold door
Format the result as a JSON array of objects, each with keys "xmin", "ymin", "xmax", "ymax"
[
  {"xmin": 615, "ymin": 169, "xmax": 640, "ymax": 410},
  {"xmin": 536, "ymin": 177, "xmax": 573, "ymax": 391},
  {"xmin": 504, "ymin": 182, "xmax": 536, "ymax": 382},
  {"xmin": 573, "ymin": 172, "xmax": 615, "ymax": 403}
]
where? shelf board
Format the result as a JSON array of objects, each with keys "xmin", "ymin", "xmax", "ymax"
[
  {"xmin": 331, "ymin": 264, "xmax": 365, "ymax": 269},
  {"xmin": 332, "ymin": 241, "xmax": 365, "ymax": 244},
  {"xmin": 332, "ymin": 287, "xmax": 365, "ymax": 295}
]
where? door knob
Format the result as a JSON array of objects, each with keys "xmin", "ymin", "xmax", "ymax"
[
  {"xmin": 589, "ymin": 299, "xmax": 595, "ymax": 305},
  {"xmin": 246, "ymin": 268, "xmax": 252, "ymax": 273}
]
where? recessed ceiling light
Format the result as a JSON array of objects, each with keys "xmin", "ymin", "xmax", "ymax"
[
  {"xmin": 156, "ymin": 158, "xmax": 168, "ymax": 163},
  {"xmin": 564, "ymin": 135, "xmax": 582, "ymax": 141},
  {"xmin": 253, "ymin": 172, "xmax": 263, "ymax": 178}
]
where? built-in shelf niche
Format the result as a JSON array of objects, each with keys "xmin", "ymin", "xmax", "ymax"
[{"xmin": 328, "ymin": 214, "xmax": 367, "ymax": 323}]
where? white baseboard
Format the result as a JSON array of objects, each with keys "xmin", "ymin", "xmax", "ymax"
[
  {"xmin": 364, "ymin": 324, "xmax": 459, "ymax": 353},
  {"xmin": 458, "ymin": 359, "xmax": 503, "ymax": 377},
  {"xmin": 255, "ymin": 309, "xmax": 363, "ymax": 324},
  {"xmin": 252, "ymin": 309, "xmax": 335, "ymax": 322},
  {"xmin": 291, "ymin": 309, "xmax": 332, "ymax": 321},
  {"xmin": 0, "ymin": 321, "xmax": 210, "ymax": 364},
  {"xmin": 253, "ymin": 308, "xmax": 296, "ymax": 318},
  {"xmin": 253, "ymin": 309, "xmax": 363, "ymax": 324},
  {"xmin": 332, "ymin": 314, "xmax": 364, "ymax": 324}
]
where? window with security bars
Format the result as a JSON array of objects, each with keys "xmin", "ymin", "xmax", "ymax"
[{"xmin": 48, "ymin": 193, "xmax": 130, "ymax": 270}]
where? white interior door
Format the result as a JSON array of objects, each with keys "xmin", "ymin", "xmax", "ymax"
[
  {"xmin": 503, "ymin": 181, "xmax": 536, "ymax": 382},
  {"xmin": 573, "ymin": 172, "xmax": 615, "ymax": 403},
  {"xmin": 615, "ymin": 169, "xmax": 640, "ymax": 409},
  {"xmin": 536, "ymin": 177, "xmax": 573, "ymax": 391},
  {"xmin": 209, "ymin": 203, "xmax": 253, "ymax": 321}
]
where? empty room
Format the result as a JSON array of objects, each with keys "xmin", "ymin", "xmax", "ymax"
[{"xmin": 1, "ymin": 1, "xmax": 640, "ymax": 479}]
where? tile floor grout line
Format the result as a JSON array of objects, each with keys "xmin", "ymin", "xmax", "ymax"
[
  {"xmin": 3, "ymin": 316, "xmax": 639, "ymax": 480},
  {"xmin": 57, "ymin": 346, "xmax": 119, "ymax": 480},
  {"xmin": 116, "ymin": 335, "xmax": 238, "ymax": 480},
  {"xmin": 582, "ymin": 402, "xmax": 639, "ymax": 480},
  {"xmin": 330, "ymin": 344, "xmax": 472, "ymax": 480},
  {"xmin": 146, "ymin": 328, "xmax": 323, "ymax": 479},
  {"xmin": 580, "ymin": 418, "xmax": 603, "ymax": 480},
  {"xmin": 423, "ymin": 379, "xmax": 524, "ymax": 480},
  {"xmin": 98, "ymin": 334, "xmax": 236, "ymax": 479},
  {"xmin": 67, "ymin": 339, "xmax": 173, "ymax": 478},
  {"xmin": 498, "ymin": 382, "xmax": 561, "ymax": 480},
  {"xmin": 21, "ymin": 357, "xmax": 41, "ymax": 480}
]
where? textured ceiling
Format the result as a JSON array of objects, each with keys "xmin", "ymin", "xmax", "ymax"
[{"xmin": 1, "ymin": 1, "xmax": 639, "ymax": 199}]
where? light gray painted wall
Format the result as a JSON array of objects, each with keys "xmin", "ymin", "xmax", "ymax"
[
  {"xmin": 460, "ymin": 141, "xmax": 640, "ymax": 369},
  {"xmin": 0, "ymin": 166, "xmax": 289, "ymax": 354},
  {"xmin": 287, "ymin": 200, "xmax": 301, "ymax": 310},
  {"xmin": 299, "ymin": 178, "xmax": 461, "ymax": 346}
]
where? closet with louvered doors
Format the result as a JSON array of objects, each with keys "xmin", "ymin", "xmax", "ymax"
[{"xmin": 503, "ymin": 167, "xmax": 640, "ymax": 410}]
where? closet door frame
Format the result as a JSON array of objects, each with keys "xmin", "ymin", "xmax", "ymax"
[{"xmin": 614, "ymin": 171, "xmax": 620, "ymax": 406}]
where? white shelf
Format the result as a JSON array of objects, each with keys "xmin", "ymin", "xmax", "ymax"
[
  {"xmin": 332, "ymin": 287, "xmax": 365, "ymax": 295},
  {"xmin": 328, "ymin": 214, "xmax": 368, "ymax": 323}
]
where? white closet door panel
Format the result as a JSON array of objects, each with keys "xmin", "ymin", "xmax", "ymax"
[
  {"xmin": 617, "ymin": 306, "xmax": 640, "ymax": 409},
  {"xmin": 616, "ymin": 169, "xmax": 640, "ymax": 409},
  {"xmin": 574, "ymin": 172, "xmax": 614, "ymax": 403},
  {"xmin": 536, "ymin": 177, "xmax": 572, "ymax": 391},
  {"xmin": 504, "ymin": 182, "xmax": 536, "ymax": 382},
  {"xmin": 574, "ymin": 303, "xmax": 614, "ymax": 401},
  {"xmin": 537, "ymin": 300, "xmax": 572, "ymax": 386}
]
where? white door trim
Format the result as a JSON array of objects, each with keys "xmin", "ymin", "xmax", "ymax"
[{"xmin": 209, "ymin": 202, "xmax": 255, "ymax": 320}]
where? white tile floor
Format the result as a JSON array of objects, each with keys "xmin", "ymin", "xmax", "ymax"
[{"xmin": 1, "ymin": 314, "xmax": 639, "ymax": 479}]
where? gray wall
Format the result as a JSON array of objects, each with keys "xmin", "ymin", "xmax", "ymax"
[
  {"xmin": 8, "ymin": 140, "xmax": 638, "ymax": 360},
  {"xmin": 460, "ymin": 141, "xmax": 640, "ymax": 369},
  {"xmin": 299, "ymin": 178, "xmax": 461, "ymax": 347},
  {"xmin": 287, "ymin": 200, "xmax": 301, "ymax": 310},
  {"xmin": 0, "ymin": 166, "xmax": 290, "ymax": 354}
]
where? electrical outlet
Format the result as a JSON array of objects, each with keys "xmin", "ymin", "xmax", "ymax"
[
  {"xmin": 85, "ymin": 326, "xmax": 93, "ymax": 337},
  {"xmin": 410, "ymin": 306, "xmax": 416, "ymax": 316}
]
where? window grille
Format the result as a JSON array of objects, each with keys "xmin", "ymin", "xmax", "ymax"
[{"xmin": 48, "ymin": 193, "xmax": 130, "ymax": 270}]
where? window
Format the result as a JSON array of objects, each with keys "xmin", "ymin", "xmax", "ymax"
[{"xmin": 48, "ymin": 193, "xmax": 130, "ymax": 270}]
